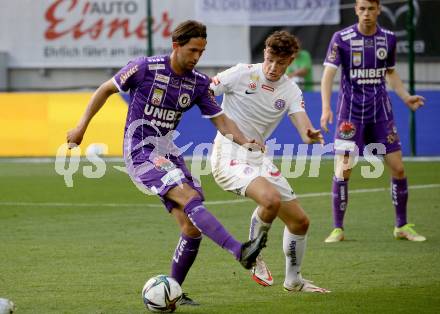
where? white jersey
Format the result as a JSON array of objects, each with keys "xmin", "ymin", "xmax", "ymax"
[{"xmin": 210, "ymin": 63, "xmax": 305, "ymax": 144}]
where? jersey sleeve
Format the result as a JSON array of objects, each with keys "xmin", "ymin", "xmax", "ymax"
[
  {"xmin": 210, "ymin": 64, "xmax": 243, "ymax": 96},
  {"xmin": 196, "ymin": 81, "xmax": 224, "ymax": 119},
  {"xmin": 386, "ymin": 34, "xmax": 397, "ymax": 69},
  {"xmin": 323, "ymin": 33, "xmax": 341, "ymax": 68},
  {"xmin": 287, "ymin": 84, "xmax": 306, "ymax": 115},
  {"xmin": 112, "ymin": 57, "xmax": 146, "ymax": 92}
]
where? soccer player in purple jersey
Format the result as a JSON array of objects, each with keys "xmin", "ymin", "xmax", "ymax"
[
  {"xmin": 320, "ymin": 0, "xmax": 426, "ymax": 243},
  {"xmin": 66, "ymin": 20, "xmax": 267, "ymax": 304}
]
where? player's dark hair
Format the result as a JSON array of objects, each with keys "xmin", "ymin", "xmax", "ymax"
[
  {"xmin": 265, "ymin": 30, "xmax": 299, "ymax": 58},
  {"xmin": 172, "ymin": 20, "xmax": 207, "ymax": 46},
  {"xmin": 356, "ymin": 0, "xmax": 380, "ymax": 5}
]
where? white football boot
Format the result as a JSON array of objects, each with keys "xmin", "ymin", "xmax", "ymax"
[
  {"xmin": 284, "ymin": 275, "xmax": 330, "ymax": 293},
  {"xmin": 251, "ymin": 255, "xmax": 273, "ymax": 286}
]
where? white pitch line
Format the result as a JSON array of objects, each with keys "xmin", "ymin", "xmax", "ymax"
[
  {"xmin": 0, "ymin": 201, "xmax": 159, "ymax": 208},
  {"xmin": 0, "ymin": 184, "xmax": 439, "ymax": 209}
]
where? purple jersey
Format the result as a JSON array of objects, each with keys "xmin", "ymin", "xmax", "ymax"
[
  {"xmin": 112, "ymin": 55, "xmax": 223, "ymax": 154},
  {"xmin": 324, "ymin": 24, "xmax": 397, "ymax": 124}
]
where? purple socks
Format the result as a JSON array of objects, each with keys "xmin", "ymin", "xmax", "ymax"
[
  {"xmin": 171, "ymin": 233, "xmax": 201, "ymax": 285},
  {"xmin": 391, "ymin": 177, "xmax": 408, "ymax": 227},
  {"xmin": 331, "ymin": 176, "xmax": 408, "ymax": 229},
  {"xmin": 183, "ymin": 197, "xmax": 242, "ymax": 259},
  {"xmin": 332, "ymin": 176, "xmax": 348, "ymax": 229}
]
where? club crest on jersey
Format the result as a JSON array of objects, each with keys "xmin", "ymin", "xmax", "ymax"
[
  {"xmin": 274, "ymin": 99, "xmax": 286, "ymax": 110},
  {"xmin": 248, "ymin": 74, "xmax": 259, "ymax": 90},
  {"xmin": 338, "ymin": 121, "xmax": 356, "ymax": 140},
  {"xmin": 248, "ymin": 81, "xmax": 257, "ymax": 90},
  {"xmin": 376, "ymin": 47, "xmax": 387, "ymax": 60},
  {"xmin": 153, "ymin": 156, "xmax": 176, "ymax": 172},
  {"xmin": 353, "ymin": 52, "xmax": 362, "ymax": 66},
  {"xmin": 151, "ymin": 88, "xmax": 164, "ymax": 105},
  {"xmin": 178, "ymin": 93, "xmax": 191, "ymax": 108}
]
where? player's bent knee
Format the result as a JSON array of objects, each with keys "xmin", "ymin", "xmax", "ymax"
[
  {"xmin": 260, "ymin": 192, "xmax": 282, "ymax": 212},
  {"xmin": 342, "ymin": 169, "xmax": 352, "ymax": 180},
  {"xmin": 286, "ymin": 215, "xmax": 309, "ymax": 234},
  {"xmin": 172, "ymin": 187, "xmax": 201, "ymax": 209},
  {"xmin": 182, "ymin": 224, "xmax": 202, "ymax": 238},
  {"xmin": 300, "ymin": 215, "xmax": 310, "ymax": 232},
  {"xmin": 392, "ymin": 167, "xmax": 405, "ymax": 179}
]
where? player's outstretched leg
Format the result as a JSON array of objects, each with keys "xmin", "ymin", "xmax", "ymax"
[
  {"xmin": 239, "ymin": 231, "xmax": 268, "ymax": 269},
  {"xmin": 325, "ymin": 176, "xmax": 348, "ymax": 243},
  {"xmin": 249, "ymin": 207, "xmax": 273, "ymax": 286},
  {"xmin": 183, "ymin": 197, "xmax": 267, "ymax": 268},
  {"xmin": 183, "ymin": 197, "xmax": 242, "ymax": 255}
]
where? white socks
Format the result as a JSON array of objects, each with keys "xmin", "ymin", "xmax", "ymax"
[
  {"xmin": 249, "ymin": 207, "xmax": 272, "ymax": 240},
  {"xmin": 283, "ymin": 226, "xmax": 307, "ymax": 287}
]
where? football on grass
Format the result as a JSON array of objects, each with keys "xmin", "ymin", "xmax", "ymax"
[{"xmin": 142, "ymin": 275, "xmax": 182, "ymax": 313}]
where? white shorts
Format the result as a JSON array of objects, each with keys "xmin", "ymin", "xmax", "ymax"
[{"xmin": 210, "ymin": 135, "xmax": 296, "ymax": 201}]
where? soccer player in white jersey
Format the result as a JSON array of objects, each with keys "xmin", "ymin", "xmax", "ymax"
[
  {"xmin": 210, "ymin": 31, "xmax": 329, "ymax": 293},
  {"xmin": 321, "ymin": 0, "xmax": 426, "ymax": 243}
]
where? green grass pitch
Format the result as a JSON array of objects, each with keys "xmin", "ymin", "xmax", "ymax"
[{"xmin": 1, "ymin": 159, "xmax": 439, "ymax": 313}]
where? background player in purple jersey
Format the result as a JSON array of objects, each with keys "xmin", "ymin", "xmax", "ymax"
[
  {"xmin": 320, "ymin": 0, "xmax": 426, "ymax": 243},
  {"xmin": 66, "ymin": 20, "xmax": 267, "ymax": 305}
]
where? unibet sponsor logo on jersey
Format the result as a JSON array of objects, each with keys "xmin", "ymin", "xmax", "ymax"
[
  {"xmin": 350, "ymin": 67, "xmax": 387, "ymax": 85},
  {"xmin": 144, "ymin": 103, "xmax": 182, "ymax": 129}
]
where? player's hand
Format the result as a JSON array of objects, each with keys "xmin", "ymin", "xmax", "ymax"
[
  {"xmin": 244, "ymin": 139, "xmax": 265, "ymax": 153},
  {"xmin": 320, "ymin": 109, "xmax": 333, "ymax": 133},
  {"xmin": 404, "ymin": 95, "xmax": 425, "ymax": 111},
  {"xmin": 306, "ymin": 128, "xmax": 325, "ymax": 145},
  {"xmin": 66, "ymin": 126, "xmax": 85, "ymax": 149}
]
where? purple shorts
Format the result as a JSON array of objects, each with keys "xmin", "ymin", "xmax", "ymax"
[
  {"xmin": 334, "ymin": 119, "xmax": 401, "ymax": 156},
  {"xmin": 124, "ymin": 151, "xmax": 204, "ymax": 212}
]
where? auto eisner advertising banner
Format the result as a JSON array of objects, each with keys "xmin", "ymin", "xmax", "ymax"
[
  {"xmin": 0, "ymin": 0, "xmax": 250, "ymax": 68},
  {"xmin": 195, "ymin": 0, "xmax": 340, "ymax": 26}
]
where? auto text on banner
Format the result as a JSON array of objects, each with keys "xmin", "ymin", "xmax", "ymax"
[
  {"xmin": 0, "ymin": 0, "xmax": 250, "ymax": 68},
  {"xmin": 195, "ymin": 0, "xmax": 340, "ymax": 26}
]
